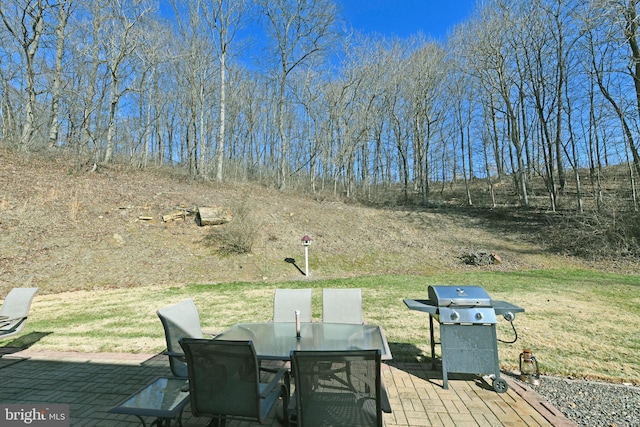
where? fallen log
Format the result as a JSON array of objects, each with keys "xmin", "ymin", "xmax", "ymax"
[
  {"xmin": 162, "ymin": 211, "xmax": 187, "ymax": 222},
  {"xmin": 196, "ymin": 206, "xmax": 232, "ymax": 226},
  {"xmin": 162, "ymin": 207, "xmax": 196, "ymax": 222}
]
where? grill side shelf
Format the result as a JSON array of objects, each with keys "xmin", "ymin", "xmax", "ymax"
[
  {"xmin": 492, "ymin": 300, "xmax": 525, "ymax": 316},
  {"xmin": 403, "ymin": 298, "xmax": 438, "ymax": 314}
]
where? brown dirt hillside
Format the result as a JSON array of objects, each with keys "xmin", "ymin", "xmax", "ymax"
[{"xmin": 0, "ymin": 148, "xmax": 603, "ymax": 296}]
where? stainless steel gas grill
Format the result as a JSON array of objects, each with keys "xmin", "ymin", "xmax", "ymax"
[{"xmin": 404, "ymin": 285, "xmax": 524, "ymax": 393}]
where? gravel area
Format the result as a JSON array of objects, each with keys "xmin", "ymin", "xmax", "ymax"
[{"xmin": 527, "ymin": 376, "xmax": 640, "ymax": 427}]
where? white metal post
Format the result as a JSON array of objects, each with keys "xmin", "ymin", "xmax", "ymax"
[{"xmin": 304, "ymin": 245, "xmax": 309, "ymax": 277}]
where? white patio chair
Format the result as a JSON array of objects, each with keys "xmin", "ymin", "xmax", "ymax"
[
  {"xmin": 322, "ymin": 288, "xmax": 363, "ymax": 324},
  {"xmin": 273, "ymin": 289, "xmax": 312, "ymax": 323},
  {"xmin": 0, "ymin": 287, "xmax": 39, "ymax": 340}
]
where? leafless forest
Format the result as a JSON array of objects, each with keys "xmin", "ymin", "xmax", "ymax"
[{"xmin": 2, "ymin": 0, "xmax": 640, "ymax": 222}]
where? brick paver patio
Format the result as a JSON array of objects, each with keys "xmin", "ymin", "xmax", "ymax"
[{"xmin": 0, "ymin": 349, "xmax": 575, "ymax": 426}]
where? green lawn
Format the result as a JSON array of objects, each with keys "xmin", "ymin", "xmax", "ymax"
[{"xmin": 4, "ymin": 269, "xmax": 639, "ymax": 384}]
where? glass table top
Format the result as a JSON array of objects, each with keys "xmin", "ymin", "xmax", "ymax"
[
  {"xmin": 214, "ymin": 322, "xmax": 392, "ymax": 360},
  {"xmin": 110, "ymin": 377, "xmax": 189, "ymax": 418}
]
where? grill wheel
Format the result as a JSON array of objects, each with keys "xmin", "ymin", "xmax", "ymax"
[{"xmin": 493, "ymin": 378, "xmax": 508, "ymax": 393}]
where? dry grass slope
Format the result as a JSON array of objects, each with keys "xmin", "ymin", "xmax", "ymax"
[{"xmin": 0, "ymin": 147, "xmax": 628, "ymax": 296}]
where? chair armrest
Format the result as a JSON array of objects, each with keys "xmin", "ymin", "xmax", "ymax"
[
  {"xmin": 258, "ymin": 356, "xmax": 290, "ymax": 375},
  {"xmin": 259, "ymin": 363, "xmax": 289, "ymax": 375},
  {"xmin": 0, "ymin": 317, "xmax": 26, "ymax": 329},
  {"xmin": 162, "ymin": 350, "xmax": 184, "ymax": 357},
  {"xmin": 161, "ymin": 350, "xmax": 186, "ymax": 362},
  {"xmin": 0, "ymin": 316, "xmax": 25, "ymax": 323}
]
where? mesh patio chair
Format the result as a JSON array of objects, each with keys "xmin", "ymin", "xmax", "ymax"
[
  {"xmin": 321, "ymin": 288, "xmax": 365, "ymax": 392},
  {"xmin": 157, "ymin": 299, "xmax": 215, "ymax": 378},
  {"xmin": 180, "ymin": 338, "xmax": 290, "ymax": 427},
  {"xmin": 322, "ymin": 288, "xmax": 363, "ymax": 324},
  {"xmin": 0, "ymin": 288, "xmax": 39, "ymax": 340},
  {"xmin": 291, "ymin": 349, "xmax": 383, "ymax": 427},
  {"xmin": 273, "ymin": 289, "xmax": 312, "ymax": 323}
]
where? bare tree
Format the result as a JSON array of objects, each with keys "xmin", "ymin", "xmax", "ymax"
[
  {"xmin": 260, "ymin": 0, "xmax": 336, "ymax": 190},
  {"xmin": 47, "ymin": 0, "xmax": 74, "ymax": 148},
  {"xmin": 0, "ymin": 30, "xmax": 20, "ymax": 143},
  {"xmin": 75, "ymin": 0, "xmax": 105, "ymax": 159},
  {"xmin": 407, "ymin": 38, "xmax": 447, "ymax": 205},
  {"xmin": 200, "ymin": 0, "xmax": 249, "ymax": 182},
  {"xmin": 462, "ymin": 1, "xmax": 530, "ymax": 207},
  {"xmin": 172, "ymin": 0, "xmax": 218, "ymax": 177},
  {"xmin": 584, "ymin": 1, "xmax": 640, "ymax": 178},
  {"xmin": 0, "ymin": 0, "xmax": 47, "ymax": 148},
  {"xmin": 101, "ymin": 0, "xmax": 153, "ymax": 164},
  {"xmin": 616, "ymin": 0, "xmax": 640, "ymax": 179},
  {"xmin": 132, "ymin": 17, "xmax": 174, "ymax": 168}
]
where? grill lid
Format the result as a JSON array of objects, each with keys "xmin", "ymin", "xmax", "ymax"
[{"xmin": 428, "ymin": 285, "xmax": 492, "ymax": 307}]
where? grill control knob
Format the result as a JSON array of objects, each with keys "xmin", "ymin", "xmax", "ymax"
[
  {"xmin": 475, "ymin": 312, "xmax": 484, "ymax": 321},
  {"xmin": 450, "ymin": 311, "xmax": 459, "ymax": 321}
]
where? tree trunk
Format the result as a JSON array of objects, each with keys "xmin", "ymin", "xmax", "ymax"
[
  {"xmin": 216, "ymin": 49, "xmax": 226, "ymax": 182},
  {"xmin": 623, "ymin": 0, "xmax": 640, "ymax": 179},
  {"xmin": 48, "ymin": 1, "xmax": 71, "ymax": 148},
  {"xmin": 0, "ymin": 1, "xmax": 45, "ymax": 148}
]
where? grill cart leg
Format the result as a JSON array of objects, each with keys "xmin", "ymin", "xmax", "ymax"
[
  {"xmin": 441, "ymin": 358, "xmax": 449, "ymax": 390},
  {"xmin": 429, "ymin": 314, "xmax": 450, "ymax": 389},
  {"xmin": 429, "ymin": 315, "xmax": 437, "ymax": 371}
]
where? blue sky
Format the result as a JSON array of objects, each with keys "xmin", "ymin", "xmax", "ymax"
[
  {"xmin": 160, "ymin": 1, "xmax": 478, "ymax": 42},
  {"xmin": 337, "ymin": 0, "xmax": 478, "ymax": 40}
]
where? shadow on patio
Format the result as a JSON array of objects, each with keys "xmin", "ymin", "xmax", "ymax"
[{"xmin": 0, "ymin": 347, "xmax": 572, "ymax": 427}]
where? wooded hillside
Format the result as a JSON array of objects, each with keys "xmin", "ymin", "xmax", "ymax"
[{"xmin": 2, "ymin": 0, "xmax": 640, "ymax": 217}]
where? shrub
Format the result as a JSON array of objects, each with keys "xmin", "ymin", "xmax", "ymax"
[
  {"xmin": 546, "ymin": 210, "xmax": 640, "ymax": 259},
  {"xmin": 205, "ymin": 202, "xmax": 261, "ymax": 255}
]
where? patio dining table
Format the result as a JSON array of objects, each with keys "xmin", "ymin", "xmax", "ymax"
[
  {"xmin": 214, "ymin": 322, "xmax": 393, "ymax": 361},
  {"xmin": 214, "ymin": 322, "xmax": 393, "ymax": 414}
]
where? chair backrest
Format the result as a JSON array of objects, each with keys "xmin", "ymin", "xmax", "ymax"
[
  {"xmin": 0, "ymin": 288, "xmax": 39, "ymax": 337},
  {"xmin": 291, "ymin": 349, "xmax": 382, "ymax": 427},
  {"xmin": 322, "ymin": 288, "xmax": 363, "ymax": 324},
  {"xmin": 180, "ymin": 338, "xmax": 261, "ymax": 420},
  {"xmin": 273, "ymin": 289, "xmax": 312, "ymax": 322},
  {"xmin": 156, "ymin": 299, "xmax": 204, "ymax": 377},
  {"xmin": 0, "ymin": 288, "xmax": 39, "ymax": 319}
]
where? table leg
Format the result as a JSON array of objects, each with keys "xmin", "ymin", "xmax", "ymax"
[{"xmin": 134, "ymin": 415, "xmax": 147, "ymax": 427}]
